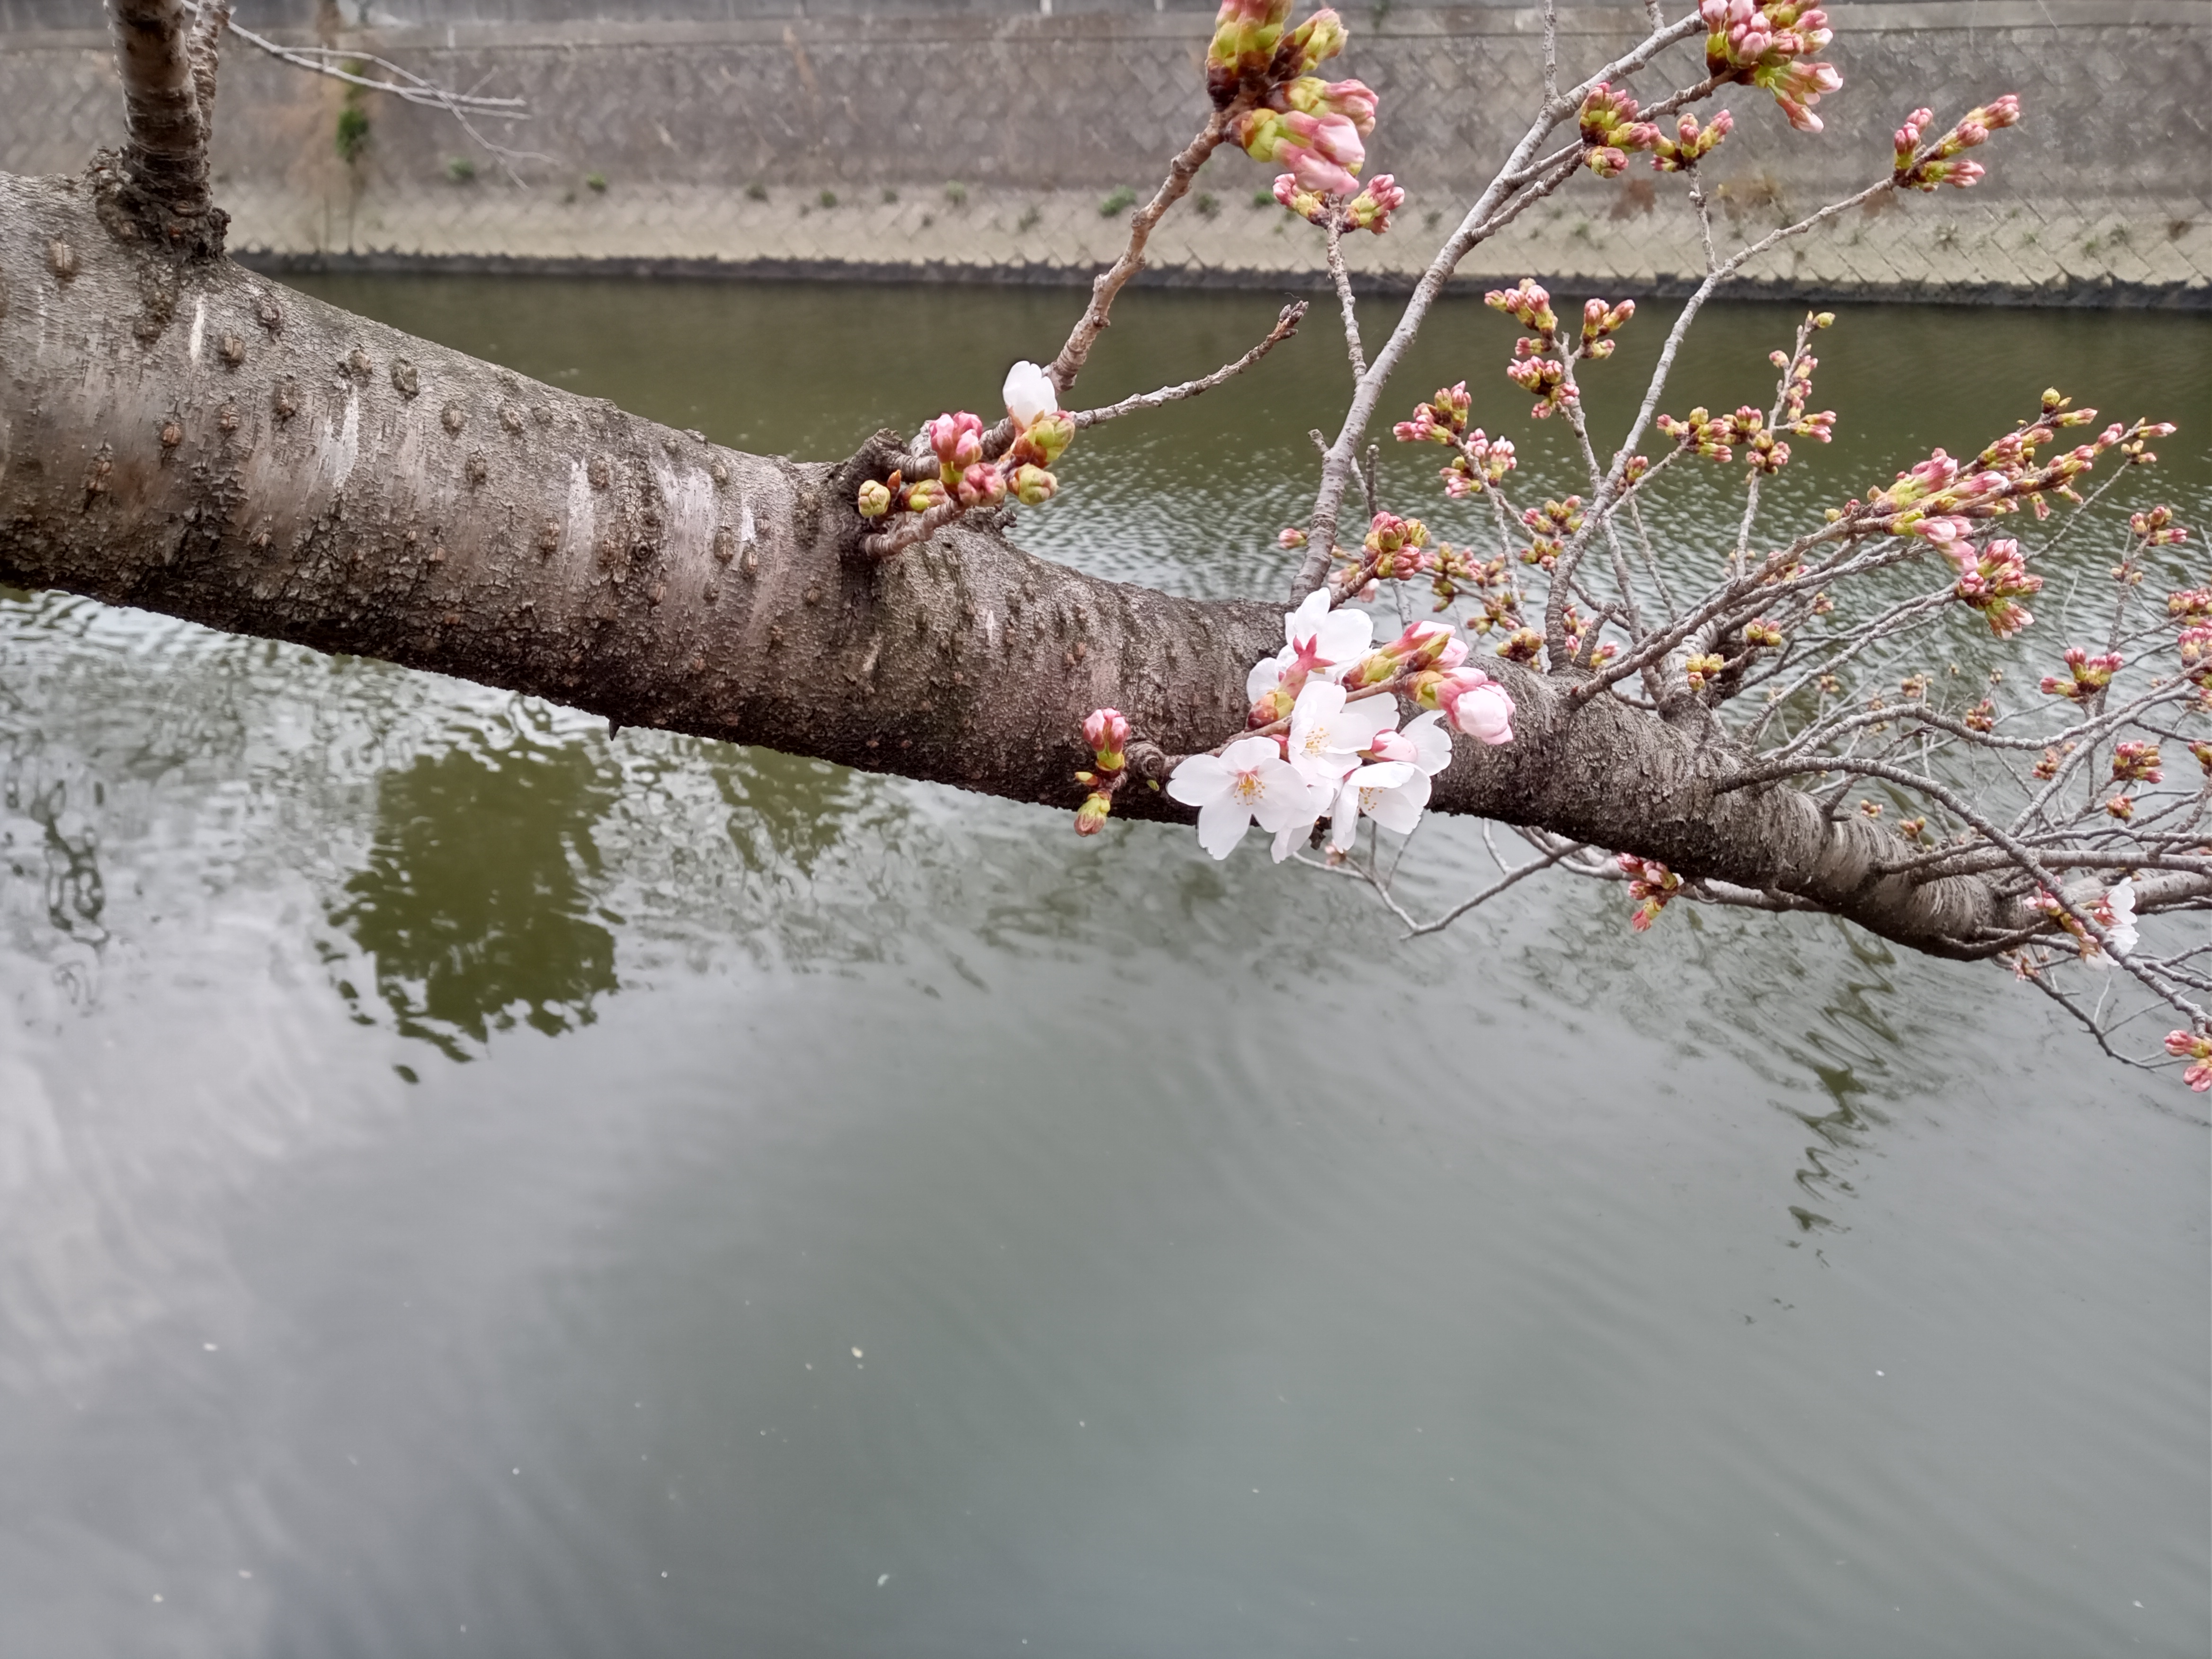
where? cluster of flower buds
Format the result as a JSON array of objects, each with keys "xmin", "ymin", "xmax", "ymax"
[
  {"xmin": 2165, "ymin": 1030, "xmax": 2212, "ymax": 1093},
  {"xmin": 2167, "ymin": 587, "xmax": 2210, "ymax": 622},
  {"xmin": 1619, "ymin": 855, "xmax": 1681, "ymax": 931},
  {"xmin": 1743, "ymin": 617, "xmax": 1786, "ymax": 648},
  {"xmin": 1657, "ymin": 405, "xmax": 1765, "ymax": 463},
  {"xmin": 2131, "ymin": 505, "xmax": 2189, "ymax": 549},
  {"xmin": 2040, "ymin": 645, "xmax": 2122, "ymax": 701},
  {"xmin": 1683, "ymin": 652, "xmax": 1728, "ymax": 691},
  {"xmin": 857, "ymin": 362, "xmax": 1076, "ymax": 524},
  {"xmin": 1562, "ymin": 606, "xmax": 1615, "ymax": 665},
  {"xmin": 1273, "ymin": 170, "xmax": 1404, "ymax": 233},
  {"xmin": 2180, "ymin": 624, "xmax": 2212, "ymax": 695},
  {"xmin": 2192, "ymin": 740, "xmax": 2212, "ymax": 773},
  {"xmin": 1486, "ymin": 278, "xmax": 1559, "ymax": 342},
  {"xmin": 1159, "ymin": 589, "xmax": 1510, "ymax": 861},
  {"xmin": 1506, "ymin": 353, "xmax": 1574, "ymax": 419},
  {"xmin": 1896, "ymin": 816, "xmax": 1927, "ymax": 841},
  {"xmin": 1422, "ymin": 543, "xmax": 1508, "ymax": 612},
  {"xmin": 1948, "ymin": 536, "xmax": 2042, "ymax": 639},
  {"xmin": 2029, "ymin": 878, "xmax": 2136, "ymax": 963},
  {"xmin": 1364, "ymin": 513, "xmax": 1432, "ymax": 580},
  {"xmin": 1579, "ymin": 297, "xmax": 1635, "ymax": 360},
  {"xmin": 2109, "ymin": 741, "xmax": 2162, "ymax": 785},
  {"xmin": 1072, "ymin": 706, "xmax": 1132, "ymax": 835},
  {"xmin": 1859, "ymin": 407, "xmax": 2148, "ymax": 540},
  {"xmin": 1651, "ymin": 109, "xmax": 1733, "ymax": 172},
  {"xmin": 1700, "ymin": 0, "xmax": 1841, "ymax": 133},
  {"xmin": 1207, "ymin": 0, "xmax": 1346, "ymax": 107},
  {"xmin": 1963, "ymin": 698, "xmax": 1996, "ymax": 731},
  {"xmin": 1578, "ymin": 83, "xmax": 1662, "ymax": 176},
  {"xmin": 1892, "ymin": 97, "xmax": 2020, "ymax": 191},
  {"xmin": 1518, "ymin": 497, "xmax": 1584, "ymax": 571},
  {"xmin": 1394, "ymin": 381, "xmax": 1472, "ymax": 445},
  {"xmin": 1497, "ymin": 627, "xmax": 1545, "ymax": 664}
]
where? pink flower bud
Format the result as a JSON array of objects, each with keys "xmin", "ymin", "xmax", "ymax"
[
  {"xmin": 956, "ymin": 463, "xmax": 1005, "ymax": 508},
  {"xmin": 1447, "ymin": 679, "xmax": 1515, "ymax": 745},
  {"xmin": 1082, "ymin": 706, "xmax": 1131, "ymax": 761}
]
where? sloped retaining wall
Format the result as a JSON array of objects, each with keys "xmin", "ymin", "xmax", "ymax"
[{"xmin": 2, "ymin": 1, "xmax": 2205, "ymax": 304}]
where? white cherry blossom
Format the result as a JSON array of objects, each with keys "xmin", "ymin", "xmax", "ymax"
[
  {"xmin": 1002, "ymin": 360, "xmax": 1058, "ymax": 428},
  {"xmin": 2090, "ymin": 877, "xmax": 2137, "ymax": 967},
  {"xmin": 1285, "ymin": 679, "xmax": 1399, "ymax": 786},
  {"xmin": 1328, "ymin": 760, "xmax": 1420, "ymax": 851},
  {"xmin": 1283, "ymin": 588, "xmax": 1373, "ymax": 677},
  {"xmin": 1168, "ymin": 736, "xmax": 1325, "ymax": 860}
]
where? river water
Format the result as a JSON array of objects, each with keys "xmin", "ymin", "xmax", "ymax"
[{"xmin": 2, "ymin": 278, "xmax": 2207, "ymax": 1658}]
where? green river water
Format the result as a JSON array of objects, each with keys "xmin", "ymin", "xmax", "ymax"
[{"xmin": 1, "ymin": 277, "xmax": 2207, "ymax": 1658}]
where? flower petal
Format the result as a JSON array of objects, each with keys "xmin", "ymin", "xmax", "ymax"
[
  {"xmin": 1270, "ymin": 820, "xmax": 1307, "ymax": 863},
  {"xmin": 1314, "ymin": 609, "xmax": 1374, "ymax": 664},
  {"xmin": 1246, "ymin": 655, "xmax": 1286, "ymax": 702},
  {"xmin": 1405, "ymin": 709, "xmax": 1454, "ymax": 775},
  {"xmin": 1284, "ymin": 588, "xmax": 1330, "ymax": 648},
  {"xmin": 1219, "ymin": 735, "xmax": 1284, "ymax": 773},
  {"xmin": 1166, "ymin": 752, "xmax": 1231, "ymax": 807},
  {"xmin": 1196, "ymin": 796, "xmax": 1253, "ymax": 859}
]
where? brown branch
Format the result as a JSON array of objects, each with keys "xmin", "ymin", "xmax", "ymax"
[
  {"xmin": 1045, "ymin": 105, "xmax": 1242, "ymax": 403},
  {"xmin": 107, "ymin": 0, "xmax": 224, "ymax": 256},
  {"xmin": 861, "ymin": 303, "xmax": 1306, "ymax": 562},
  {"xmin": 1070, "ymin": 302, "xmax": 1307, "ymax": 433}
]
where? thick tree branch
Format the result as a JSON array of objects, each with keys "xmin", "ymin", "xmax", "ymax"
[{"xmin": 0, "ymin": 169, "xmax": 2144, "ymax": 968}]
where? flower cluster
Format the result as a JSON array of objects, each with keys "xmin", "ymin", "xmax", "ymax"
[
  {"xmin": 1947, "ymin": 536, "xmax": 2042, "ymax": 639},
  {"xmin": 1206, "ymin": 0, "xmax": 1344, "ymax": 107},
  {"xmin": 2039, "ymin": 645, "xmax": 2121, "ymax": 701},
  {"xmin": 1392, "ymin": 382, "xmax": 1520, "ymax": 501},
  {"xmin": 1485, "ymin": 280, "xmax": 1588, "ymax": 419},
  {"xmin": 1579, "ymin": 297, "xmax": 1635, "ymax": 361},
  {"xmin": 1892, "ymin": 97, "xmax": 2020, "ymax": 191},
  {"xmin": 1274, "ymin": 169, "xmax": 1404, "ymax": 233},
  {"xmin": 2180, "ymin": 624, "xmax": 2212, "ymax": 696},
  {"xmin": 1657, "ymin": 405, "xmax": 1766, "ymax": 463},
  {"xmin": 2131, "ymin": 505, "xmax": 2188, "ymax": 549},
  {"xmin": 2110, "ymin": 741, "xmax": 2161, "ymax": 787},
  {"xmin": 2029, "ymin": 877, "xmax": 2136, "ymax": 964},
  {"xmin": 1620, "ymin": 855, "xmax": 1681, "ymax": 931},
  {"xmin": 1651, "ymin": 109, "xmax": 1734, "ymax": 172},
  {"xmin": 1162, "ymin": 590, "xmax": 1513, "ymax": 860},
  {"xmin": 1856, "ymin": 402, "xmax": 2165, "ymax": 544},
  {"xmin": 2165, "ymin": 1030, "xmax": 2212, "ymax": 1093},
  {"xmin": 857, "ymin": 361, "xmax": 1074, "ymax": 523},
  {"xmin": 1700, "ymin": 0, "xmax": 1842, "ymax": 133},
  {"xmin": 1518, "ymin": 497, "xmax": 1584, "ymax": 571},
  {"xmin": 1072, "ymin": 707, "xmax": 1132, "ymax": 835},
  {"xmin": 1578, "ymin": 83, "xmax": 1662, "ymax": 177}
]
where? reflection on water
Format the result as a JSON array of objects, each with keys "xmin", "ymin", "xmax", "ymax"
[
  {"xmin": 0, "ymin": 282, "xmax": 2205, "ymax": 1659},
  {"xmin": 332, "ymin": 732, "xmax": 618, "ymax": 1056}
]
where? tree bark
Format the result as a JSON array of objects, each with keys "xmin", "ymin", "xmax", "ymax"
[{"xmin": 1, "ymin": 167, "xmax": 2199, "ymax": 958}]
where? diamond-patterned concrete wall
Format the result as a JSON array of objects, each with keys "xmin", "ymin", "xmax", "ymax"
[{"xmin": 2, "ymin": 3, "xmax": 2203, "ymax": 302}]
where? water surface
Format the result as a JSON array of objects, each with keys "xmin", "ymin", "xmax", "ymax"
[{"xmin": 2, "ymin": 277, "xmax": 2207, "ymax": 1659}]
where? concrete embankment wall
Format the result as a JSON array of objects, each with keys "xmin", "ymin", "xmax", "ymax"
[{"xmin": 2, "ymin": 0, "xmax": 2205, "ymax": 304}]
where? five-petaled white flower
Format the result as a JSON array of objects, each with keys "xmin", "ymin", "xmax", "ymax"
[
  {"xmin": 1327, "ymin": 711, "xmax": 1454, "ymax": 848},
  {"xmin": 2090, "ymin": 877, "xmax": 2137, "ymax": 967},
  {"xmin": 1168, "ymin": 736, "xmax": 1326, "ymax": 860},
  {"xmin": 1282, "ymin": 588, "xmax": 1373, "ymax": 678},
  {"xmin": 1286, "ymin": 679, "xmax": 1399, "ymax": 786},
  {"xmin": 1003, "ymin": 360, "xmax": 1058, "ymax": 429},
  {"xmin": 1328, "ymin": 761, "xmax": 1420, "ymax": 851}
]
